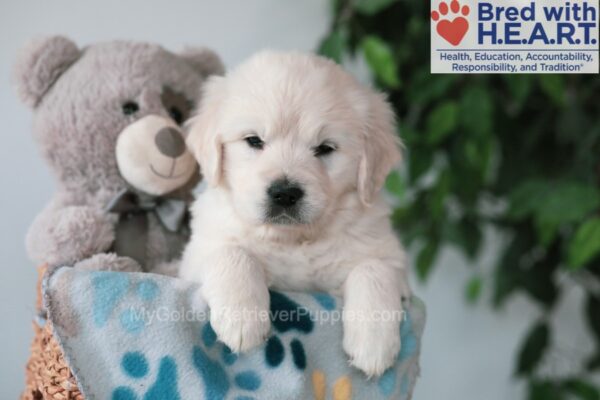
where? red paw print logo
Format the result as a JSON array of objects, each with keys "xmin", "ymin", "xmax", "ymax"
[{"xmin": 431, "ymin": 0, "xmax": 470, "ymax": 46}]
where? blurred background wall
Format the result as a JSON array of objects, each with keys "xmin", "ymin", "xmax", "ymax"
[{"xmin": 0, "ymin": 1, "xmax": 591, "ymax": 399}]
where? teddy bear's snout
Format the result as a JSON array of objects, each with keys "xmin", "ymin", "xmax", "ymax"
[
  {"xmin": 155, "ymin": 127, "xmax": 186, "ymax": 158},
  {"xmin": 115, "ymin": 114, "xmax": 197, "ymax": 196}
]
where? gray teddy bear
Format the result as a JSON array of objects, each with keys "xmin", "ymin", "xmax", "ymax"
[{"xmin": 14, "ymin": 36, "xmax": 223, "ymax": 275}]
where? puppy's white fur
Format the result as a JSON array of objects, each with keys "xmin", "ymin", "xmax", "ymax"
[{"xmin": 180, "ymin": 51, "xmax": 411, "ymax": 376}]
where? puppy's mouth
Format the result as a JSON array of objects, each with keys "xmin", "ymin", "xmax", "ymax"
[
  {"xmin": 265, "ymin": 213, "xmax": 302, "ymax": 225},
  {"xmin": 264, "ymin": 207, "xmax": 307, "ymax": 225}
]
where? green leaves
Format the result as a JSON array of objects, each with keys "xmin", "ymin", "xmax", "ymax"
[
  {"xmin": 541, "ymin": 182, "xmax": 600, "ymax": 223},
  {"xmin": 504, "ymin": 75, "xmax": 532, "ymax": 109},
  {"xmin": 408, "ymin": 72, "xmax": 456, "ymax": 105},
  {"xmin": 426, "ymin": 101, "xmax": 459, "ymax": 144},
  {"xmin": 416, "ymin": 239, "xmax": 439, "ymax": 281},
  {"xmin": 568, "ymin": 218, "xmax": 600, "ymax": 270},
  {"xmin": 563, "ymin": 379, "xmax": 600, "ymax": 400},
  {"xmin": 585, "ymin": 294, "xmax": 600, "ymax": 370},
  {"xmin": 508, "ymin": 180, "xmax": 550, "ymax": 220},
  {"xmin": 528, "ymin": 380, "xmax": 565, "ymax": 400},
  {"xmin": 465, "ymin": 276, "xmax": 483, "ymax": 304},
  {"xmin": 407, "ymin": 146, "xmax": 433, "ymax": 183},
  {"xmin": 528, "ymin": 379, "xmax": 600, "ymax": 400},
  {"xmin": 460, "ymin": 86, "xmax": 493, "ymax": 136},
  {"xmin": 516, "ymin": 321, "xmax": 550, "ymax": 376},
  {"xmin": 508, "ymin": 180, "xmax": 600, "ymax": 245},
  {"xmin": 361, "ymin": 36, "xmax": 400, "ymax": 89},
  {"xmin": 444, "ymin": 218, "xmax": 483, "ymax": 260},
  {"xmin": 353, "ymin": 0, "xmax": 398, "ymax": 15},
  {"xmin": 428, "ymin": 169, "xmax": 451, "ymax": 221},
  {"xmin": 318, "ymin": 3, "xmax": 600, "ymax": 395},
  {"xmin": 318, "ymin": 29, "xmax": 347, "ymax": 63},
  {"xmin": 385, "ymin": 170, "xmax": 405, "ymax": 197},
  {"xmin": 538, "ymin": 75, "xmax": 566, "ymax": 106}
]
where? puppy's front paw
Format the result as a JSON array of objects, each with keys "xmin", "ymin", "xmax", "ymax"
[
  {"xmin": 343, "ymin": 319, "xmax": 400, "ymax": 377},
  {"xmin": 208, "ymin": 293, "xmax": 271, "ymax": 353}
]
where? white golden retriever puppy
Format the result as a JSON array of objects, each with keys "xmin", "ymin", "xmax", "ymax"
[{"xmin": 180, "ymin": 51, "xmax": 411, "ymax": 376}]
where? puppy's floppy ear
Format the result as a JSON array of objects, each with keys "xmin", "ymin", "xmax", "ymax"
[
  {"xmin": 180, "ymin": 47, "xmax": 225, "ymax": 78},
  {"xmin": 186, "ymin": 76, "xmax": 226, "ymax": 187},
  {"xmin": 358, "ymin": 92, "xmax": 402, "ymax": 206},
  {"xmin": 13, "ymin": 35, "xmax": 81, "ymax": 108}
]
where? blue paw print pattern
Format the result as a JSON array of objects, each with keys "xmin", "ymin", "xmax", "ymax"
[
  {"xmin": 377, "ymin": 365, "xmax": 411, "ymax": 399},
  {"xmin": 234, "ymin": 371, "xmax": 261, "ymax": 391},
  {"xmin": 121, "ymin": 352, "xmax": 149, "ymax": 378},
  {"xmin": 269, "ymin": 291, "xmax": 314, "ymax": 334},
  {"xmin": 289, "ymin": 339, "xmax": 306, "ymax": 370},
  {"xmin": 92, "ymin": 272, "xmax": 130, "ymax": 328},
  {"xmin": 264, "ymin": 335, "xmax": 308, "ymax": 371},
  {"xmin": 193, "ymin": 291, "xmax": 313, "ymax": 400},
  {"xmin": 120, "ymin": 309, "xmax": 145, "ymax": 334},
  {"xmin": 120, "ymin": 279, "xmax": 161, "ymax": 334},
  {"xmin": 136, "ymin": 279, "xmax": 160, "ymax": 301},
  {"xmin": 265, "ymin": 291, "xmax": 311, "ymax": 371},
  {"xmin": 377, "ymin": 311, "xmax": 418, "ymax": 398},
  {"xmin": 264, "ymin": 336, "xmax": 284, "ymax": 367},
  {"xmin": 193, "ymin": 323, "xmax": 261, "ymax": 400},
  {"xmin": 112, "ymin": 387, "xmax": 137, "ymax": 400},
  {"xmin": 53, "ymin": 268, "xmax": 425, "ymax": 400},
  {"xmin": 378, "ymin": 368, "xmax": 397, "ymax": 397},
  {"xmin": 91, "ymin": 272, "xmax": 161, "ymax": 334},
  {"xmin": 112, "ymin": 352, "xmax": 181, "ymax": 400},
  {"xmin": 311, "ymin": 292, "xmax": 336, "ymax": 310},
  {"xmin": 222, "ymin": 346, "xmax": 238, "ymax": 365},
  {"xmin": 144, "ymin": 357, "xmax": 180, "ymax": 400},
  {"xmin": 398, "ymin": 312, "xmax": 417, "ymax": 362}
]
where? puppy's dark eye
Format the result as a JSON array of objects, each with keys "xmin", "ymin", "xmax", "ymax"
[
  {"xmin": 314, "ymin": 143, "xmax": 336, "ymax": 157},
  {"xmin": 245, "ymin": 136, "xmax": 265, "ymax": 150},
  {"xmin": 122, "ymin": 101, "xmax": 139, "ymax": 116},
  {"xmin": 169, "ymin": 106, "xmax": 184, "ymax": 125}
]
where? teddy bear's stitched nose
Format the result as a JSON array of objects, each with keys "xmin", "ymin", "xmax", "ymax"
[{"xmin": 155, "ymin": 127, "xmax": 186, "ymax": 158}]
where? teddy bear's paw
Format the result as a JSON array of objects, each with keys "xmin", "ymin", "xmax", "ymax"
[
  {"xmin": 55, "ymin": 206, "xmax": 114, "ymax": 261},
  {"xmin": 75, "ymin": 253, "xmax": 143, "ymax": 272},
  {"xmin": 26, "ymin": 206, "xmax": 115, "ymax": 266},
  {"xmin": 208, "ymin": 294, "xmax": 271, "ymax": 353},
  {"xmin": 152, "ymin": 259, "xmax": 181, "ymax": 277},
  {"xmin": 343, "ymin": 318, "xmax": 400, "ymax": 377}
]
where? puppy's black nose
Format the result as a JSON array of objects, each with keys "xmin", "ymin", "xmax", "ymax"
[
  {"xmin": 155, "ymin": 127, "xmax": 186, "ymax": 158},
  {"xmin": 267, "ymin": 179, "xmax": 304, "ymax": 208}
]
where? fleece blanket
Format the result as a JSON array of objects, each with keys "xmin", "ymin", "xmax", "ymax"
[{"xmin": 42, "ymin": 267, "xmax": 426, "ymax": 400}]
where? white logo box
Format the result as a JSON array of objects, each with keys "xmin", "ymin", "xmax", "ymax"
[{"xmin": 431, "ymin": 0, "xmax": 599, "ymax": 73}]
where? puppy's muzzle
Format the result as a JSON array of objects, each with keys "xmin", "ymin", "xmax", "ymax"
[{"xmin": 265, "ymin": 177, "xmax": 305, "ymax": 224}]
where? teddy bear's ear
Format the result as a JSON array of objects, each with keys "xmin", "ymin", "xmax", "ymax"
[
  {"xmin": 180, "ymin": 47, "xmax": 225, "ymax": 78},
  {"xmin": 13, "ymin": 36, "xmax": 81, "ymax": 108}
]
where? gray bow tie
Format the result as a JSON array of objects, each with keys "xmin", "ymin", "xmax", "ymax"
[{"xmin": 106, "ymin": 188, "xmax": 190, "ymax": 269}]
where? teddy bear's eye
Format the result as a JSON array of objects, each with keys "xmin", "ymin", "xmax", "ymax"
[
  {"xmin": 122, "ymin": 101, "xmax": 139, "ymax": 116},
  {"xmin": 169, "ymin": 107, "xmax": 184, "ymax": 125},
  {"xmin": 161, "ymin": 87, "xmax": 192, "ymax": 126}
]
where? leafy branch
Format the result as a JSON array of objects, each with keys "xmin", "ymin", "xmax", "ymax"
[{"xmin": 318, "ymin": 0, "xmax": 600, "ymax": 398}]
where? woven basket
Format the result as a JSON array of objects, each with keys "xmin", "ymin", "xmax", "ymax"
[{"xmin": 22, "ymin": 266, "xmax": 83, "ymax": 400}]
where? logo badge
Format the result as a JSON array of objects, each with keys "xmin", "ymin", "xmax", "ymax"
[
  {"xmin": 431, "ymin": 0, "xmax": 599, "ymax": 74},
  {"xmin": 431, "ymin": 1, "xmax": 471, "ymax": 46}
]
